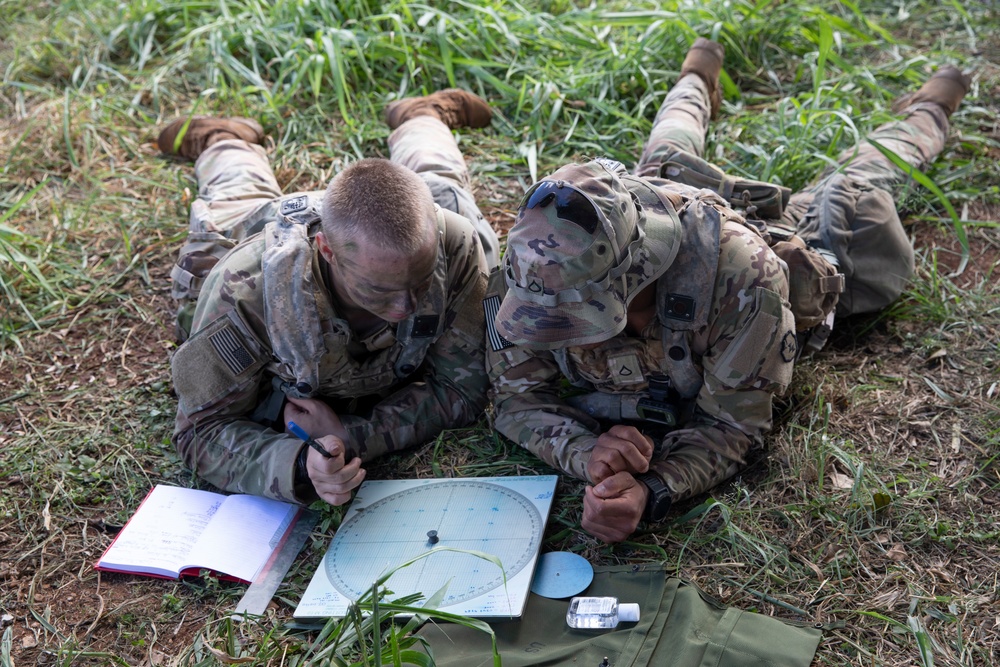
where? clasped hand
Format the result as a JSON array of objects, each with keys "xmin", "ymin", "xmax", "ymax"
[
  {"xmin": 285, "ymin": 396, "xmax": 366, "ymax": 506},
  {"xmin": 582, "ymin": 425, "xmax": 654, "ymax": 543}
]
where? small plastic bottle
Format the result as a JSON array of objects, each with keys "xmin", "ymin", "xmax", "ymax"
[{"xmin": 566, "ymin": 596, "xmax": 640, "ymax": 629}]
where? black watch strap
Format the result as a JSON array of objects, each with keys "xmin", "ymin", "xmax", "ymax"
[
  {"xmin": 635, "ymin": 473, "xmax": 672, "ymax": 523},
  {"xmin": 294, "ymin": 445, "xmax": 319, "ymax": 503}
]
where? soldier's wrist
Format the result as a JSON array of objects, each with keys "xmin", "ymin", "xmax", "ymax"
[
  {"xmin": 293, "ymin": 445, "xmax": 319, "ymax": 503},
  {"xmin": 635, "ymin": 472, "xmax": 672, "ymax": 523}
]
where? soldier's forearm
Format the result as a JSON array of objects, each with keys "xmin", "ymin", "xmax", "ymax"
[
  {"xmin": 338, "ymin": 374, "xmax": 488, "ymax": 462},
  {"xmin": 493, "ymin": 395, "xmax": 602, "ymax": 482},
  {"xmin": 648, "ymin": 421, "xmax": 757, "ymax": 502},
  {"xmin": 173, "ymin": 416, "xmax": 304, "ymax": 502}
]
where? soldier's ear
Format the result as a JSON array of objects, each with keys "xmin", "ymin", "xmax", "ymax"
[{"xmin": 315, "ymin": 231, "xmax": 337, "ymax": 267}]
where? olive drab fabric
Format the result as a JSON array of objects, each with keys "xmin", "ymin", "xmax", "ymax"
[
  {"xmin": 417, "ymin": 565, "xmax": 826, "ymax": 667},
  {"xmin": 170, "ymin": 116, "xmax": 496, "ymax": 503}
]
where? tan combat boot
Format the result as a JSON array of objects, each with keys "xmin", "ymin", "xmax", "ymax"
[
  {"xmin": 157, "ymin": 116, "xmax": 264, "ymax": 160},
  {"xmin": 892, "ymin": 65, "xmax": 971, "ymax": 117},
  {"xmin": 680, "ymin": 37, "xmax": 725, "ymax": 119},
  {"xmin": 384, "ymin": 89, "xmax": 492, "ymax": 130}
]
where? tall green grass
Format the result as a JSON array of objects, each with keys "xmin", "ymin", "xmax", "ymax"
[{"xmin": 4, "ymin": 0, "xmax": 991, "ymax": 337}]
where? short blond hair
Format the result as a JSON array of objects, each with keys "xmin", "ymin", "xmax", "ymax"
[{"xmin": 321, "ymin": 158, "xmax": 436, "ymax": 255}]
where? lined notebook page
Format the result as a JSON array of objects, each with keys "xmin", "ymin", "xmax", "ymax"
[
  {"xmin": 187, "ymin": 494, "xmax": 299, "ymax": 582},
  {"xmin": 97, "ymin": 486, "xmax": 224, "ymax": 578}
]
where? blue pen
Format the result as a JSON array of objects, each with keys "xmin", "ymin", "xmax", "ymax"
[{"xmin": 288, "ymin": 421, "xmax": 333, "ymax": 459}]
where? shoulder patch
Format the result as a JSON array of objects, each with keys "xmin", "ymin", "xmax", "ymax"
[
  {"xmin": 780, "ymin": 330, "xmax": 798, "ymax": 363},
  {"xmin": 209, "ymin": 325, "xmax": 256, "ymax": 376},
  {"xmin": 483, "ymin": 294, "xmax": 514, "ymax": 352}
]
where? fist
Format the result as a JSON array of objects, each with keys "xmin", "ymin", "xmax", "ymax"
[
  {"xmin": 581, "ymin": 471, "xmax": 649, "ymax": 543},
  {"xmin": 587, "ymin": 425, "xmax": 654, "ymax": 484},
  {"xmin": 306, "ymin": 435, "xmax": 366, "ymax": 506}
]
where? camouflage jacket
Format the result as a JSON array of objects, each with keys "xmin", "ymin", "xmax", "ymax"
[
  {"xmin": 488, "ymin": 183, "xmax": 795, "ymax": 500},
  {"xmin": 172, "ymin": 206, "xmax": 489, "ymax": 503}
]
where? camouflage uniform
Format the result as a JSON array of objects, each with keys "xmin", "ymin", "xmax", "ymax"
[
  {"xmin": 170, "ymin": 116, "xmax": 494, "ymax": 503},
  {"xmin": 639, "ymin": 73, "xmax": 952, "ymax": 316},
  {"xmin": 783, "ymin": 102, "xmax": 950, "ymax": 314},
  {"xmin": 488, "ymin": 70, "xmax": 953, "ymax": 507}
]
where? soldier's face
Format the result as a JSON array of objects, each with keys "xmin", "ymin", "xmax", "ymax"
[{"xmin": 318, "ymin": 229, "xmax": 439, "ymax": 323}]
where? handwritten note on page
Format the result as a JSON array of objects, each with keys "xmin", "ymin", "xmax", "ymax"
[{"xmin": 96, "ymin": 485, "xmax": 299, "ymax": 582}]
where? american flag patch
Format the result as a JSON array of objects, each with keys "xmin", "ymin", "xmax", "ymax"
[
  {"xmin": 209, "ymin": 326, "xmax": 255, "ymax": 376},
  {"xmin": 482, "ymin": 295, "xmax": 514, "ymax": 352}
]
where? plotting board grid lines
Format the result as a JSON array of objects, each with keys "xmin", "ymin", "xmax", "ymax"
[{"xmin": 294, "ymin": 476, "xmax": 558, "ymax": 619}]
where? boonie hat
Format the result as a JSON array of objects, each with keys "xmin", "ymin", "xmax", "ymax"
[{"xmin": 495, "ymin": 159, "xmax": 681, "ymax": 349}]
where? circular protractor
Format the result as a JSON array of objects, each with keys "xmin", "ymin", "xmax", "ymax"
[
  {"xmin": 530, "ymin": 551, "xmax": 594, "ymax": 599},
  {"xmin": 326, "ymin": 480, "xmax": 543, "ymax": 606}
]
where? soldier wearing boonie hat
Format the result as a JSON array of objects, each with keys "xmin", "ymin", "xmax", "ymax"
[
  {"xmin": 487, "ymin": 36, "xmax": 971, "ymax": 543},
  {"xmin": 495, "ymin": 159, "xmax": 682, "ymax": 349},
  {"xmin": 487, "ymin": 151, "xmax": 796, "ymax": 544}
]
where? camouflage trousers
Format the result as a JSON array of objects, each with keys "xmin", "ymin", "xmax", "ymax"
[
  {"xmin": 626, "ymin": 73, "xmax": 951, "ymax": 504},
  {"xmin": 636, "ymin": 72, "xmax": 951, "ymax": 315},
  {"xmin": 172, "ymin": 116, "xmax": 499, "ymax": 335}
]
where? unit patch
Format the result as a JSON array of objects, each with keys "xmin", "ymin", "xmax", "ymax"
[{"xmin": 780, "ymin": 330, "xmax": 797, "ymax": 363}]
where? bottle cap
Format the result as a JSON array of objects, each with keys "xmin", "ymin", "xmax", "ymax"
[{"xmin": 618, "ymin": 603, "xmax": 640, "ymax": 622}]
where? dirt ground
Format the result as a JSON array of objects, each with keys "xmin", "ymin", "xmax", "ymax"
[{"xmin": 3, "ymin": 206, "xmax": 997, "ymax": 665}]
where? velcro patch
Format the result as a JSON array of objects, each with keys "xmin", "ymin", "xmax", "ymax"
[
  {"xmin": 411, "ymin": 315, "xmax": 439, "ymax": 338},
  {"xmin": 713, "ymin": 287, "xmax": 780, "ymax": 387},
  {"xmin": 172, "ymin": 315, "xmax": 267, "ymax": 416},
  {"xmin": 483, "ymin": 295, "xmax": 514, "ymax": 351}
]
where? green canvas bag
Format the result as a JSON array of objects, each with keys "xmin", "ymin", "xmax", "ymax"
[{"xmin": 417, "ymin": 564, "xmax": 828, "ymax": 667}]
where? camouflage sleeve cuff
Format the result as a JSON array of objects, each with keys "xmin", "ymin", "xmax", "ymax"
[{"xmin": 336, "ymin": 416, "xmax": 366, "ymax": 461}]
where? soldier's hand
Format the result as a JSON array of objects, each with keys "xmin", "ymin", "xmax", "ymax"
[
  {"xmin": 285, "ymin": 396, "xmax": 350, "ymax": 442},
  {"xmin": 587, "ymin": 425, "xmax": 654, "ymax": 483},
  {"xmin": 307, "ymin": 435, "xmax": 366, "ymax": 506},
  {"xmin": 581, "ymin": 471, "xmax": 649, "ymax": 543}
]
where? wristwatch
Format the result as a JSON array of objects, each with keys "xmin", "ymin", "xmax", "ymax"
[
  {"xmin": 293, "ymin": 445, "xmax": 319, "ymax": 502},
  {"xmin": 635, "ymin": 473, "xmax": 672, "ymax": 523}
]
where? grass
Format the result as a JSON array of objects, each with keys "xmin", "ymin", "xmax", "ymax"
[{"xmin": 1, "ymin": 0, "xmax": 999, "ymax": 665}]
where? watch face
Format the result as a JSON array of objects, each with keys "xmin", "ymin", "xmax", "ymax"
[{"xmin": 648, "ymin": 494, "xmax": 670, "ymax": 521}]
